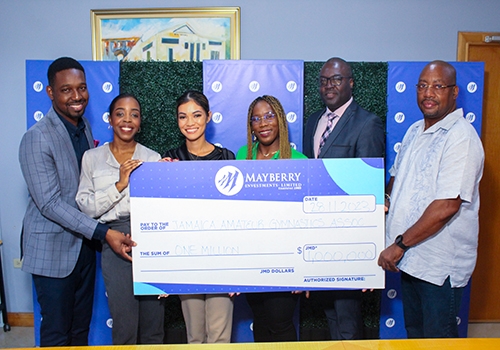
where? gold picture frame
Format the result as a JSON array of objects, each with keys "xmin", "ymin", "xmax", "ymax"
[{"xmin": 91, "ymin": 7, "xmax": 240, "ymax": 62}]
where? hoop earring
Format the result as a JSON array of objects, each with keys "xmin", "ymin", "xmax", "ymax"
[
  {"xmin": 108, "ymin": 124, "xmax": 112, "ymax": 130},
  {"xmin": 138, "ymin": 127, "xmax": 141, "ymax": 133}
]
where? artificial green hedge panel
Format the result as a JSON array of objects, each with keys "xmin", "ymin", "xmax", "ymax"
[
  {"xmin": 120, "ymin": 61, "xmax": 388, "ymax": 156},
  {"xmin": 120, "ymin": 61, "xmax": 203, "ymax": 155},
  {"xmin": 303, "ymin": 61, "xmax": 388, "ymax": 126}
]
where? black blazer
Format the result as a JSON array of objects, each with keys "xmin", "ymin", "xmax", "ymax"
[{"xmin": 303, "ymin": 100, "xmax": 385, "ymax": 159}]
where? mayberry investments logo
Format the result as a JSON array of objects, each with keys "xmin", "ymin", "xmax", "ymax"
[
  {"xmin": 102, "ymin": 82, "xmax": 113, "ymax": 93},
  {"xmin": 211, "ymin": 112, "xmax": 223, "ymax": 124},
  {"xmin": 34, "ymin": 111, "xmax": 44, "ymax": 122},
  {"xmin": 395, "ymin": 81, "xmax": 406, "ymax": 93},
  {"xmin": 286, "ymin": 80, "xmax": 298, "ymax": 92},
  {"xmin": 249, "ymin": 80, "xmax": 260, "ymax": 92},
  {"xmin": 211, "ymin": 81, "xmax": 223, "ymax": 93},
  {"xmin": 33, "ymin": 81, "xmax": 44, "ymax": 93},
  {"xmin": 394, "ymin": 112, "xmax": 405, "ymax": 124},
  {"xmin": 393, "ymin": 142, "xmax": 401, "ymax": 153},
  {"xmin": 102, "ymin": 112, "xmax": 110, "ymax": 123},
  {"xmin": 215, "ymin": 166, "xmax": 244, "ymax": 196},
  {"xmin": 215, "ymin": 165, "xmax": 304, "ymax": 196},
  {"xmin": 286, "ymin": 111, "xmax": 297, "ymax": 123},
  {"xmin": 387, "ymin": 289, "xmax": 397, "ymax": 299},
  {"xmin": 467, "ymin": 82, "xmax": 478, "ymax": 93},
  {"xmin": 465, "ymin": 112, "xmax": 476, "ymax": 123}
]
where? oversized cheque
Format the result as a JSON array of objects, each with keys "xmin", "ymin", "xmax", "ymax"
[{"xmin": 130, "ymin": 158, "xmax": 385, "ymax": 295}]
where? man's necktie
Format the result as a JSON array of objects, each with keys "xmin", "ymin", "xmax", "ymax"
[{"xmin": 318, "ymin": 112, "xmax": 338, "ymax": 155}]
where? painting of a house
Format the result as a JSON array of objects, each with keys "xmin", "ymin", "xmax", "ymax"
[
  {"xmin": 125, "ymin": 22, "xmax": 227, "ymax": 62},
  {"xmin": 92, "ymin": 8, "xmax": 240, "ymax": 62}
]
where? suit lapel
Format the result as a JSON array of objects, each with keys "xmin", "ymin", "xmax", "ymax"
[
  {"xmin": 309, "ymin": 108, "xmax": 326, "ymax": 154},
  {"xmin": 319, "ymin": 102, "xmax": 357, "ymax": 157},
  {"xmin": 45, "ymin": 108, "xmax": 80, "ymax": 173}
]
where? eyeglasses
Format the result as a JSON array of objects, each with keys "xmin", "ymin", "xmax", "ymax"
[
  {"xmin": 319, "ymin": 75, "xmax": 351, "ymax": 87},
  {"xmin": 250, "ymin": 112, "xmax": 276, "ymax": 124},
  {"xmin": 416, "ymin": 83, "xmax": 456, "ymax": 92}
]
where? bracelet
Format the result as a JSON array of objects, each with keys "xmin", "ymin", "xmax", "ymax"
[{"xmin": 385, "ymin": 193, "xmax": 391, "ymax": 202}]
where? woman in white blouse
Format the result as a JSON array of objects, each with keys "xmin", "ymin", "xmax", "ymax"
[{"xmin": 76, "ymin": 93, "xmax": 164, "ymax": 345}]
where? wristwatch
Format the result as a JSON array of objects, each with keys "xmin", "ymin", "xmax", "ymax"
[{"xmin": 395, "ymin": 235, "xmax": 410, "ymax": 252}]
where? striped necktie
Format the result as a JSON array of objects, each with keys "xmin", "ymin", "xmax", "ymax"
[{"xmin": 318, "ymin": 112, "xmax": 338, "ymax": 155}]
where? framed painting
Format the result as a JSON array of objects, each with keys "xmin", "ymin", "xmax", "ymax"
[{"xmin": 91, "ymin": 7, "xmax": 240, "ymax": 62}]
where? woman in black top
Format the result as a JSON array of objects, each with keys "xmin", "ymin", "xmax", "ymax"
[
  {"xmin": 163, "ymin": 90, "xmax": 234, "ymax": 162},
  {"xmin": 163, "ymin": 90, "xmax": 235, "ymax": 344}
]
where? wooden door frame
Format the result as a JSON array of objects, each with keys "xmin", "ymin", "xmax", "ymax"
[
  {"xmin": 457, "ymin": 32, "xmax": 500, "ymax": 61},
  {"xmin": 457, "ymin": 31, "xmax": 500, "ymax": 322}
]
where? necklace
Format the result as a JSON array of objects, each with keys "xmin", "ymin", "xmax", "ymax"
[{"xmin": 260, "ymin": 149, "xmax": 279, "ymax": 157}]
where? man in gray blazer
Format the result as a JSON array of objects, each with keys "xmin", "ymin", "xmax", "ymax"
[
  {"xmin": 303, "ymin": 57, "xmax": 385, "ymax": 339},
  {"xmin": 19, "ymin": 57, "xmax": 135, "ymax": 346}
]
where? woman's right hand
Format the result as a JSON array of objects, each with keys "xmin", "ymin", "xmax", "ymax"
[{"xmin": 116, "ymin": 159, "xmax": 143, "ymax": 192}]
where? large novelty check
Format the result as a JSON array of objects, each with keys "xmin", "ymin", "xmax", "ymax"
[{"xmin": 130, "ymin": 158, "xmax": 385, "ymax": 295}]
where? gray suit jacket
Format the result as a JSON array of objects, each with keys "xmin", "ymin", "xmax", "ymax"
[
  {"xmin": 303, "ymin": 100, "xmax": 385, "ymax": 159},
  {"xmin": 19, "ymin": 107, "xmax": 99, "ymax": 278}
]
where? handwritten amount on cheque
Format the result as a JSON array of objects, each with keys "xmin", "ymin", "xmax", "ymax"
[{"xmin": 139, "ymin": 243, "xmax": 376, "ymax": 262}]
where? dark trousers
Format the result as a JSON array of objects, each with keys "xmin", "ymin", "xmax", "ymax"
[
  {"xmin": 102, "ymin": 242, "xmax": 164, "ymax": 344},
  {"xmin": 33, "ymin": 239, "xmax": 95, "ymax": 347},
  {"xmin": 322, "ymin": 290, "xmax": 363, "ymax": 340},
  {"xmin": 245, "ymin": 292, "xmax": 299, "ymax": 342},
  {"xmin": 401, "ymin": 272, "xmax": 464, "ymax": 338},
  {"xmin": 102, "ymin": 219, "xmax": 164, "ymax": 345}
]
